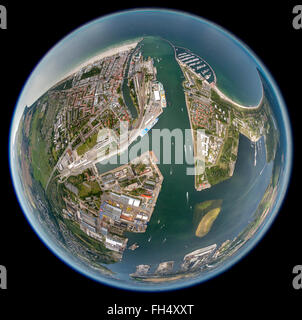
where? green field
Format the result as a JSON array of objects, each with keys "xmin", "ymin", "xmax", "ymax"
[
  {"xmin": 81, "ymin": 67, "xmax": 101, "ymax": 80},
  {"xmin": 29, "ymin": 107, "xmax": 53, "ymax": 189},
  {"xmin": 67, "ymin": 171, "xmax": 102, "ymax": 199},
  {"xmin": 77, "ymin": 132, "xmax": 98, "ymax": 156},
  {"xmin": 53, "ymin": 78, "xmax": 73, "ymax": 91},
  {"xmin": 205, "ymin": 166, "xmax": 229, "ymax": 186},
  {"xmin": 78, "ymin": 181, "xmax": 102, "ymax": 199}
]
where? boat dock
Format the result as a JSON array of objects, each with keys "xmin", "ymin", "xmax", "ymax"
[{"xmin": 174, "ymin": 46, "xmax": 216, "ymax": 84}]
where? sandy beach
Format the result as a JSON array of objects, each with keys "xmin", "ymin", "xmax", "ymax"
[
  {"xmin": 66, "ymin": 39, "xmax": 142, "ymax": 77},
  {"xmin": 211, "ymin": 83, "xmax": 263, "ymax": 110}
]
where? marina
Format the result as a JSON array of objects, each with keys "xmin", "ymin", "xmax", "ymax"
[
  {"xmin": 94, "ymin": 38, "xmax": 273, "ymax": 280},
  {"xmin": 13, "ymin": 2, "xmax": 285, "ymax": 291},
  {"xmin": 174, "ymin": 46, "xmax": 216, "ymax": 84}
]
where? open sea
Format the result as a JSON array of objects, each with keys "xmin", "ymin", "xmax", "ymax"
[{"xmin": 64, "ymin": 10, "xmax": 262, "ymax": 107}]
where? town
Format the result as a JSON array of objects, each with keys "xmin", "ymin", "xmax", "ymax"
[
  {"xmin": 16, "ymin": 37, "xmax": 280, "ymax": 281},
  {"xmin": 33, "ymin": 40, "xmax": 168, "ymax": 260},
  {"xmin": 63, "ymin": 151, "xmax": 163, "ymax": 260},
  {"xmin": 48, "ymin": 42, "xmax": 166, "ymax": 186},
  {"xmin": 175, "ymin": 46, "xmax": 269, "ymax": 191}
]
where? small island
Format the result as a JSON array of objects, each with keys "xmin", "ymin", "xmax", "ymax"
[
  {"xmin": 195, "ymin": 207, "xmax": 221, "ymax": 238},
  {"xmin": 193, "ymin": 199, "xmax": 222, "ymax": 238}
]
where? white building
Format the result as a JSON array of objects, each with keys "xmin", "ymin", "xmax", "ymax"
[
  {"xmin": 197, "ymin": 131, "xmax": 209, "ymax": 157},
  {"xmin": 154, "ymin": 90, "xmax": 160, "ymax": 101}
]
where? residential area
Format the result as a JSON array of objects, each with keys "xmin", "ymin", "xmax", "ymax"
[{"xmin": 175, "ymin": 49, "xmax": 267, "ymax": 191}]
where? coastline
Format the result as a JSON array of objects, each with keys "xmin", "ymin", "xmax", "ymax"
[
  {"xmin": 166, "ymin": 37, "xmax": 263, "ymax": 110},
  {"xmin": 65, "ymin": 38, "xmax": 143, "ymax": 78},
  {"xmin": 183, "ymin": 91, "xmax": 199, "ymax": 189},
  {"xmin": 174, "ymin": 43, "xmax": 264, "ymax": 191},
  {"xmin": 211, "ymin": 83, "xmax": 264, "ymax": 110}
]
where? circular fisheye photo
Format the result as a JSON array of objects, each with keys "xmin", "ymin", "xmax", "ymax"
[{"xmin": 9, "ymin": 8, "xmax": 292, "ymax": 291}]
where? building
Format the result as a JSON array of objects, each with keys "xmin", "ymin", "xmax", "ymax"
[
  {"xmin": 132, "ymin": 264, "xmax": 151, "ymax": 276},
  {"xmin": 105, "ymin": 235, "xmax": 127, "ymax": 252},
  {"xmin": 155, "ymin": 261, "xmax": 174, "ymax": 275},
  {"xmin": 100, "ymin": 202, "xmax": 122, "ymax": 221},
  {"xmin": 120, "ymin": 194, "xmax": 141, "ymax": 207},
  {"xmin": 154, "ymin": 90, "xmax": 160, "ymax": 101},
  {"xmin": 181, "ymin": 244, "xmax": 217, "ymax": 271},
  {"xmin": 197, "ymin": 131, "xmax": 209, "ymax": 157}
]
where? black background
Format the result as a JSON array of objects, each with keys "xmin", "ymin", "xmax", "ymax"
[{"xmin": 0, "ymin": 0, "xmax": 301, "ymax": 314}]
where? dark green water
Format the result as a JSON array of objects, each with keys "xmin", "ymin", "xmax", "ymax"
[{"xmin": 96, "ymin": 37, "xmax": 273, "ymax": 277}]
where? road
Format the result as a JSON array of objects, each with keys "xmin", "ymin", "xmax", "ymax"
[{"xmin": 46, "ymin": 51, "xmax": 162, "ymax": 187}]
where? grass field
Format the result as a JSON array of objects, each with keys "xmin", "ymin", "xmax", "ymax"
[
  {"xmin": 29, "ymin": 107, "xmax": 53, "ymax": 189},
  {"xmin": 76, "ymin": 132, "xmax": 98, "ymax": 156},
  {"xmin": 78, "ymin": 181, "xmax": 102, "ymax": 199},
  {"xmin": 205, "ymin": 166, "xmax": 229, "ymax": 186}
]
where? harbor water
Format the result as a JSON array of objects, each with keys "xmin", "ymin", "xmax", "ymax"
[{"xmin": 97, "ymin": 37, "xmax": 273, "ymax": 277}]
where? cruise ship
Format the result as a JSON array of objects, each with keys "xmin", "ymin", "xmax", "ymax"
[
  {"xmin": 158, "ymin": 82, "xmax": 167, "ymax": 108},
  {"xmin": 140, "ymin": 118, "xmax": 159, "ymax": 137}
]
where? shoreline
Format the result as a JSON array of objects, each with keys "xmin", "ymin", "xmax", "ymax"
[
  {"xmin": 166, "ymin": 37, "xmax": 263, "ymax": 110},
  {"xmin": 183, "ymin": 91, "xmax": 199, "ymax": 189},
  {"xmin": 174, "ymin": 45, "xmax": 263, "ymax": 191},
  {"xmin": 211, "ymin": 83, "xmax": 264, "ymax": 110},
  {"xmin": 65, "ymin": 38, "xmax": 143, "ymax": 78}
]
